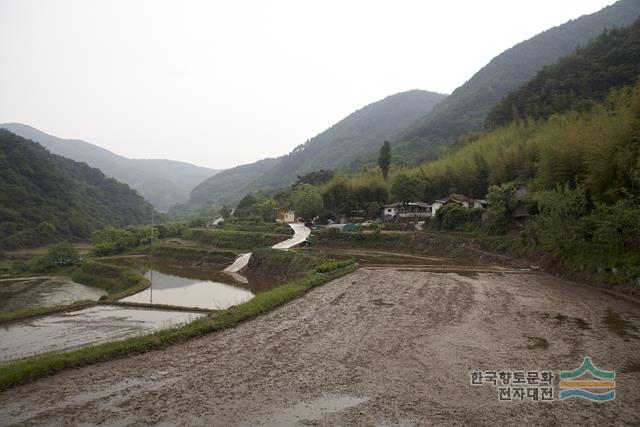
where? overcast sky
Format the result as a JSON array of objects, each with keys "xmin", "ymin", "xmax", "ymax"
[{"xmin": 0, "ymin": 0, "xmax": 618, "ymax": 169}]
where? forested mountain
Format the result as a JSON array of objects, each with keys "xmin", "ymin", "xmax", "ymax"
[
  {"xmin": 485, "ymin": 20, "xmax": 640, "ymax": 128},
  {"xmin": 0, "ymin": 123, "xmax": 219, "ymax": 211},
  {"xmin": 391, "ymin": 0, "xmax": 640, "ymax": 165},
  {"xmin": 190, "ymin": 0, "xmax": 640, "ymax": 211},
  {"xmin": 0, "ymin": 130, "xmax": 152, "ymax": 249},
  {"xmin": 189, "ymin": 90, "xmax": 446, "ymax": 208}
]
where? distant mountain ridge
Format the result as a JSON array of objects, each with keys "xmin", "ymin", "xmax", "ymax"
[
  {"xmin": 189, "ymin": 89, "xmax": 447, "ymax": 208},
  {"xmin": 0, "ymin": 129, "xmax": 152, "ymax": 249},
  {"xmin": 189, "ymin": 0, "xmax": 640, "ymax": 210},
  {"xmin": 391, "ymin": 0, "xmax": 640, "ymax": 165},
  {"xmin": 485, "ymin": 19, "xmax": 640, "ymax": 128},
  {"xmin": 0, "ymin": 123, "xmax": 219, "ymax": 211}
]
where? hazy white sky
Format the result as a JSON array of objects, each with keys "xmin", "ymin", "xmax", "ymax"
[{"xmin": 0, "ymin": 0, "xmax": 618, "ymax": 169}]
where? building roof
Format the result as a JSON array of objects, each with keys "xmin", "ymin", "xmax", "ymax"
[{"xmin": 382, "ymin": 201, "xmax": 431, "ymax": 208}]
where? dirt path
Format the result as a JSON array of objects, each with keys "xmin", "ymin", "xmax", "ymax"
[{"xmin": 1, "ymin": 267, "xmax": 640, "ymax": 426}]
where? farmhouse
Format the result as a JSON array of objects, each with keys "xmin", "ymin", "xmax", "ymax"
[
  {"xmin": 432, "ymin": 195, "xmax": 490, "ymax": 215},
  {"xmin": 275, "ymin": 208, "xmax": 296, "ymax": 223},
  {"xmin": 382, "ymin": 202, "xmax": 432, "ymax": 220}
]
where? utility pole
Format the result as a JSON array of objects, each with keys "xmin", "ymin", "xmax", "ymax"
[{"xmin": 150, "ymin": 208, "xmax": 154, "ymax": 304}]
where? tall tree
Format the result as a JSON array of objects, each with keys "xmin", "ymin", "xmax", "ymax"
[
  {"xmin": 378, "ymin": 141, "xmax": 392, "ymax": 181},
  {"xmin": 289, "ymin": 184, "xmax": 323, "ymax": 219}
]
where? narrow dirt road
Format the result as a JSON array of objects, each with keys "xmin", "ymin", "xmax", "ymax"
[{"xmin": 1, "ymin": 265, "xmax": 639, "ymax": 426}]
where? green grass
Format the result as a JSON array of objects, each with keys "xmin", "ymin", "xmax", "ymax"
[
  {"xmin": 149, "ymin": 245, "xmax": 238, "ymax": 263},
  {"xmin": 0, "ymin": 264, "xmax": 357, "ymax": 390},
  {"xmin": 316, "ymin": 229, "xmax": 408, "ymax": 248},
  {"xmin": 246, "ymin": 248, "xmax": 322, "ymax": 280},
  {"xmin": 184, "ymin": 228, "xmax": 290, "ymax": 250},
  {"xmin": 316, "ymin": 259, "xmax": 355, "ymax": 273},
  {"xmin": 70, "ymin": 260, "xmax": 149, "ymax": 299}
]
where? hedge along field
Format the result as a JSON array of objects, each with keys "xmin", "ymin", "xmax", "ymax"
[
  {"xmin": 184, "ymin": 228, "xmax": 291, "ymax": 250},
  {"xmin": 0, "ymin": 255, "xmax": 356, "ymax": 390}
]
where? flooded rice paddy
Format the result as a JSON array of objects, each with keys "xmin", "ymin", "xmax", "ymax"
[
  {"xmin": 0, "ymin": 305, "xmax": 203, "ymax": 361},
  {"xmin": 0, "ymin": 276, "xmax": 106, "ymax": 311},
  {"xmin": 121, "ymin": 269, "xmax": 255, "ymax": 310},
  {"xmin": 110, "ymin": 257, "xmax": 280, "ymax": 310},
  {"xmin": 0, "ymin": 256, "xmax": 280, "ymax": 361}
]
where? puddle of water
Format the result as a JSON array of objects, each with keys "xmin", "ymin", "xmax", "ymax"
[
  {"xmin": 0, "ymin": 305, "xmax": 203, "ymax": 362},
  {"xmin": 0, "ymin": 277, "xmax": 106, "ymax": 311},
  {"xmin": 603, "ymin": 308, "xmax": 639, "ymax": 339},
  {"xmin": 269, "ymin": 395, "xmax": 369, "ymax": 426}
]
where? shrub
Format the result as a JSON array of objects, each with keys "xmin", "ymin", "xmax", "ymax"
[
  {"xmin": 432, "ymin": 204, "xmax": 482, "ymax": 231},
  {"xmin": 71, "ymin": 260, "xmax": 148, "ymax": 296}
]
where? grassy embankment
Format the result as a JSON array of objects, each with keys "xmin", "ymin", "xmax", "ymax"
[
  {"xmin": 148, "ymin": 245, "xmax": 238, "ymax": 264},
  {"xmin": 0, "ymin": 250, "xmax": 355, "ymax": 390},
  {"xmin": 316, "ymin": 227, "xmax": 640, "ymax": 295},
  {"xmin": 184, "ymin": 228, "xmax": 291, "ymax": 251}
]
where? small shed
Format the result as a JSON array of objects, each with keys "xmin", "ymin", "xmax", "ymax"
[
  {"xmin": 275, "ymin": 207, "xmax": 295, "ymax": 223},
  {"xmin": 284, "ymin": 211, "xmax": 296, "ymax": 223},
  {"xmin": 274, "ymin": 207, "xmax": 287, "ymax": 222}
]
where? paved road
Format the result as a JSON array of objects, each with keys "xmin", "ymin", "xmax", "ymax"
[
  {"xmin": 1, "ymin": 266, "xmax": 639, "ymax": 426},
  {"xmin": 271, "ymin": 223, "xmax": 311, "ymax": 250},
  {"xmin": 224, "ymin": 223, "xmax": 310, "ymax": 277}
]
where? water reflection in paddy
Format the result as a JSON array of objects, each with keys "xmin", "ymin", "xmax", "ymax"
[
  {"xmin": 121, "ymin": 269, "xmax": 254, "ymax": 310},
  {"xmin": 0, "ymin": 276, "xmax": 106, "ymax": 311},
  {"xmin": 0, "ymin": 305, "xmax": 203, "ymax": 361},
  {"xmin": 111, "ymin": 258, "xmax": 278, "ymax": 310}
]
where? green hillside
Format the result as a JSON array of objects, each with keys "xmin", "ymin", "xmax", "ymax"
[
  {"xmin": 188, "ymin": 157, "xmax": 281, "ymax": 208},
  {"xmin": 188, "ymin": 89, "xmax": 446, "ymax": 208},
  {"xmin": 392, "ymin": 0, "xmax": 640, "ymax": 165},
  {"xmin": 0, "ymin": 130, "xmax": 153, "ymax": 249},
  {"xmin": 486, "ymin": 20, "xmax": 640, "ymax": 128},
  {"xmin": 0, "ymin": 123, "xmax": 219, "ymax": 211}
]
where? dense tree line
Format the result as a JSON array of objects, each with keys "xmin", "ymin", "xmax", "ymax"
[
  {"xmin": 0, "ymin": 130, "xmax": 153, "ymax": 249},
  {"xmin": 486, "ymin": 20, "xmax": 640, "ymax": 129},
  {"xmin": 392, "ymin": 1, "xmax": 640, "ymax": 166}
]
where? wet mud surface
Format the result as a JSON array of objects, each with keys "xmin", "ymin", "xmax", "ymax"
[{"xmin": 1, "ymin": 267, "xmax": 640, "ymax": 425}]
